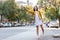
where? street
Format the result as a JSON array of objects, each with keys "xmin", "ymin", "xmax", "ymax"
[{"xmin": 0, "ymin": 26, "xmax": 60, "ymax": 40}]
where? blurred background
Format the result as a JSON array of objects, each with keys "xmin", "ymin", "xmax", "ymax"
[{"xmin": 0, "ymin": 0, "xmax": 60, "ymax": 28}]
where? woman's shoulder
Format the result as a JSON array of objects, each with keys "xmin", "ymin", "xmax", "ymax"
[{"xmin": 38, "ymin": 10, "xmax": 41, "ymax": 13}]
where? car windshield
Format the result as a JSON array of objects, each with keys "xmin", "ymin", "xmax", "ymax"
[{"xmin": 50, "ymin": 21, "xmax": 57, "ymax": 24}]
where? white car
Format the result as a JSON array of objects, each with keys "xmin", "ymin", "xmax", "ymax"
[
  {"xmin": 0, "ymin": 23, "xmax": 3, "ymax": 25},
  {"xmin": 15, "ymin": 23, "xmax": 21, "ymax": 26},
  {"xmin": 3, "ymin": 23, "xmax": 11, "ymax": 27},
  {"xmin": 48, "ymin": 21, "xmax": 59, "ymax": 28}
]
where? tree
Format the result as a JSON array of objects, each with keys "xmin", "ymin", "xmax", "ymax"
[
  {"xmin": 45, "ymin": 4, "xmax": 60, "ymax": 27},
  {"xmin": 16, "ymin": 8, "xmax": 27, "ymax": 23},
  {"xmin": 20, "ymin": 6, "xmax": 34, "ymax": 23},
  {"xmin": 38, "ymin": 0, "xmax": 60, "ymax": 27},
  {"xmin": 2, "ymin": 0, "xmax": 18, "ymax": 21},
  {"xmin": 0, "ymin": 2, "xmax": 4, "ymax": 22}
]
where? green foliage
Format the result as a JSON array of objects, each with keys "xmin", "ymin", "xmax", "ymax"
[
  {"xmin": 58, "ymin": 7, "xmax": 60, "ymax": 17},
  {"xmin": 2, "ymin": 0, "xmax": 18, "ymax": 21},
  {"xmin": 16, "ymin": 8, "xmax": 26, "ymax": 20},
  {"xmin": 0, "ymin": 0, "xmax": 34, "ymax": 23},
  {"xmin": 17, "ymin": 8, "xmax": 33, "ymax": 22},
  {"xmin": 45, "ymin": 6, "xmax": 60, "ymax": 20},
  {"xmin": 0, "ymin": 2, "xmax": 3, "ymax": 14}
]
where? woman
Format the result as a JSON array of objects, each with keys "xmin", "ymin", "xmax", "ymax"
[
  {"xmin": 26, "ymin": 6, "xmax": 44, "ymax": 38},
  {"xmin": 34, "ymin": 6, "xmax": 44, "ymax": 37}
]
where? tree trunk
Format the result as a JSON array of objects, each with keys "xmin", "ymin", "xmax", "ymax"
[
  {"xmin": 1, "ymin": 14, "xmax": 3, "ymax": 22},
  {"xmin": 59, "ymin": 18, "xmax": 60, "ymax": 27},
  {"xmin": 18, "ymin": 19, "xmax": 19, "ymax": 23},
  {"xmin": 59, "ymin": 19, "xmax": 60, "ymax": 27}
]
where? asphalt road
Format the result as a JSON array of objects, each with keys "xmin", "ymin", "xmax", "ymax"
[{"xmin": 0, "ymin": 26, "xmax": 60, "ymax": 40}]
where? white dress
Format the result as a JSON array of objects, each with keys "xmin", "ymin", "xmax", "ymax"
[{"xmin": 35, "ymin": 11, "xmax": 42, "ymax": 26}]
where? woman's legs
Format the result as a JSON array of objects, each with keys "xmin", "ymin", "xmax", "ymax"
[
  {"xmin": 40, "ymin": 25, "xmax": 44, "ymax": 34},
  {"xmin": 36, "ymin": 25, "xmax": 39, "ymax": 37},
  {"xmin": 36, "ymin": 24, "xmax": 44, "ymax": 37}
]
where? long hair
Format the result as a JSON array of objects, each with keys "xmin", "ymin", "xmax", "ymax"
[{"xmin": 33, "ymin": 6, "xmax": 38, "ymax": 11}]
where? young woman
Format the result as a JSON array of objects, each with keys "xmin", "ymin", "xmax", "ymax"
[
  {"xmin": 33, "ymin": 6, "xmax": 44, "ymax": 37},
  {"xmin": 26, "ymin": 6, "xmax": 44, "ymax": 38}
]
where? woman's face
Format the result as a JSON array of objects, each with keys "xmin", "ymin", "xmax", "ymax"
[
  {"xmin": 34, "ymin": 6, "xmax": 38, "ymax": 11},
  {"xmin": 35, "ymin": 7, "xmax": 37, "ymax": 11}
]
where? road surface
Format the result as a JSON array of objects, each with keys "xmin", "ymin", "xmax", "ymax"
[{"xmin": 0, "ymin": 26, "xmax": 60, "ymax": 40}]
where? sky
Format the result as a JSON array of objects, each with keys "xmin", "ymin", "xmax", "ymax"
[{"xmin": 15, "ymin": 0, "xmax": 38, "ymax": 7}]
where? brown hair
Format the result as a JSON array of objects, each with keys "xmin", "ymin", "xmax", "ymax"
[{"xmin": 33, "ymin": 6, "xmax": 38, "ymax": 11}]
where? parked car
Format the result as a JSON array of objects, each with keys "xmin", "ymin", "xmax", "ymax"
[
  {"xmin": 11, "ymin": 23, "xmax": 16, "ymax": 27},
  {"xmin": 15, "ymin": 23, "xmax": 22, "ymax": 26},
  {"xmin": 0, "ymin": 23, "xmax": 4, "ymax": 27},
  {"xmin": 48, "ymin": 20, "xmax": 59, "ymax": 28},
  {"xmin": 3, "ymin": 22, "xmax": 11, "ymax": 27},
  {"xmin": 11, "ymin": 23, "xmax": 25, "ymax": 27}
]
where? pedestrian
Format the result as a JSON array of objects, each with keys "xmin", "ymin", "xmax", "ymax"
[
  {"xmin": 33, "ymin": 6, "xmax": 44, "ymax": 38},
  {"xmin": 26, "ymin": 5, "xmax": 44, "ymax": 38}
]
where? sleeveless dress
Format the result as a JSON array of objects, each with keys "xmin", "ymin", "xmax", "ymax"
[{"xmin": 35, "ymin": 11, "xmax": 42, "ymax": 26}]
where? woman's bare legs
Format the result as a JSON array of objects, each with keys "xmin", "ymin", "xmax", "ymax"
[
  {"xmin": 40, "ymin": 25, "xmax": 44, "ymax": 34},
  {"xmin": 36, "ymin": 25, "xmax": 39, "ymax": 37}
]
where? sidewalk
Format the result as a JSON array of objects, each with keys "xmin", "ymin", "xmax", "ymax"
[{"xmin": 2, "ymin": 28, "xmax": 60, "ymax": 40}]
